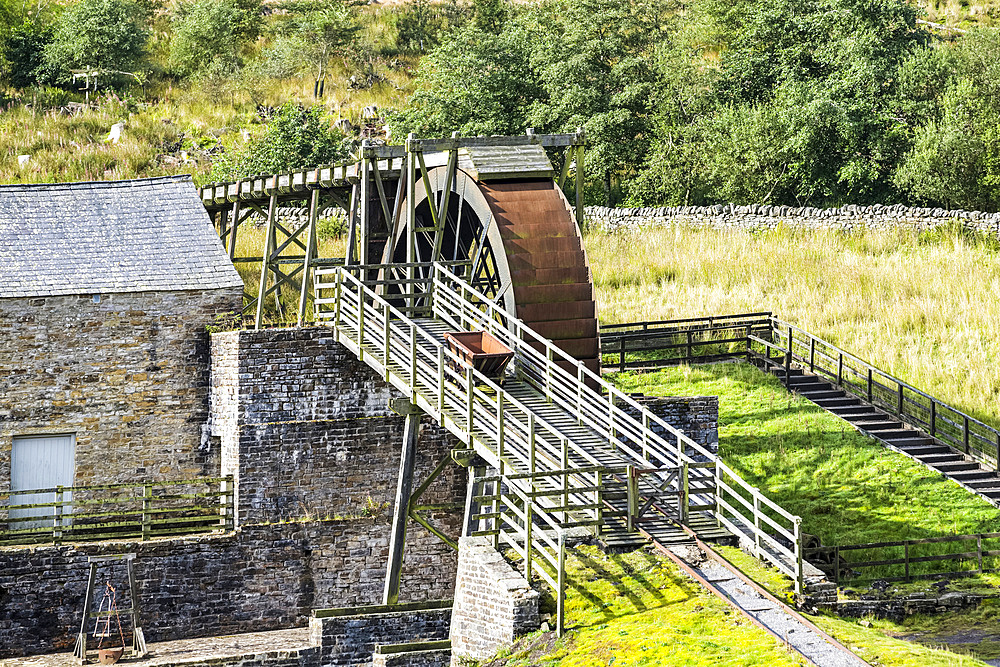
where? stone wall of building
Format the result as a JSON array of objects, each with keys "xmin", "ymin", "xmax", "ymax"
[
  {"xmin": 449, "ymin": 536, "xmax": 539, "ymax": 662},
  {"xmin": 584, "ymin": 204, "xmax": 1000, "ymax": 235},
  {"xmin": 0, "ymin": 518, "xmax": 457, "ymax": 659},
  {"xmin": 311, "ymin": 608, "xmax": 451, "ymax": 667},
  {"xmin": 372, "ymin": 648, "xmax": 451, "ymax": 667},
  {"xmin": 0, "ymin": 288, "xmax": 243, "ymax": 492},
  {"xmin": 209, "ymin": 328, "xmax": 466, "ymax": 527}
]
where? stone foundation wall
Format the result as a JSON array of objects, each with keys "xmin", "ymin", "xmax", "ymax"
[
  {"xmin": 585, "ymin": 204, "xmax": 1000, "ymax": 235},
  {"xmin": 209, "ymin": 328, "xmax": 465, "ymax": 527},
  {"xmin": 0, "ymin": 518, "xmax": 458, "ymax": 659},
  {"xmin": 631, "ymin": 396, "xmax": 719, "ymax": 455},
  {"xmin": 312, "ymin": 609, "xmax": 451, "ymax": 667},
  {"xmin": 449, "ymin": 537, "xmax": 540, "ymax": 662},
  {"xmin": 0, "ymin": 288, "xmax": 242, "ymax": 491},
  {"xmin": 835, "ymin": 591, "xmax": 997, "ymax": 622}
]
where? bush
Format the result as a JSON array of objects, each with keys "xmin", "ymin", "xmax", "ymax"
[
  {"xmin": 169, "ymin": 0, "xmax": 262, "ymax": 78},
  {"xmin": 2, "ymin": 20, "xmax": 53, "ymax": 88},
  {"xmin": 209, "ymin": 102, "xmax": 352, "ymax": 180},
  {"xmin": 41, "ymin": 0, "xmax": 152, "ymax": 84}
]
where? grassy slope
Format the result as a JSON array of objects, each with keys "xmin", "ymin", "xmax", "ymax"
[
  {"xmin": 611, "ymin": 363, "xmax": 1000, "ymax": 549},
  {"xmin": 586, "ymin": 227, "xmax": 1000, "ymax": 430}
]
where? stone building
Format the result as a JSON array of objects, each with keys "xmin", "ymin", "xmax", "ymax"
[{"xmin": 0, "ymin": 175, "xmax": 244, "ymax": 495}]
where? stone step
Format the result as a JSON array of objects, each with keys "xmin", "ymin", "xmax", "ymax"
[
  {"xmin": 959, "ymin": 477, "xmax": 1000, "ymax": 489},
  {"xmin": 797, "ymin": 389, "xmax": 846, "ymax": 400},
  {"xmin": 915, "ymin": 453, "xmax": 964, "ymax": 464},
  {"xmin": 852, "ymin": 420, "xmax": 904, "ymax": 431},
  {"xmin": 894, "ymin": 444, "xmax": 952, "ymax": 456},
  {"xmin": 812, "ymin": 397, "xmax": 862, "ymax": 408},
  {"xmin": 869, "ymin": 429, "xmax": 926, "ymax": 441}
]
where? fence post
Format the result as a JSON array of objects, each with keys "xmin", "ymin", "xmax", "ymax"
[
  {"xmin": 996, "ymin": 432, "xmax": 1000, "ymax": 473},
  {"xmin": 809, "ymin": 337, "xmax": 815, "ymax": 372},
  {"xmin": 437, "ymin": 347, "xmax": 445, "ymax": 416},
  {"xmin": 642, "ymin": 412, "xmax": 650, "ymax": 462},
  {"xmin": 410, "ymin": 324, "xmax": 418, "ymax": 402},
  {"xmin": 794, "ymin": 516, "xmax": 804, "ymax": 595},
  {"xmin": 524, "ymin": 496, "xmax": 533, "ymax": 583},
  {"xmin": 680, "ymin": 461, "xmax": 690, "ymax": 525},
  {"xmin": 561, "ymin": 437, "xmax": 569, "ymax": 525},
  {"xmin": 222, "ymin": 476, "xmax": 234, "ymax": 532},
  {"xmin": 594, "ymin": 469, "xmax": 603, "ymax": 537},
  {"xmin": 784, "ymin": 327, "xmax": 792, "ymax": 385},
  {"xmin": 897, "ymin": 383, "xmax": 904, "ymax": 417},
  {"xmin": 466, "ymin": 366, "xmax": 474, "ymax": 436},
  {"xmin": 930, "ymin": 401, "xmax": 937, "ymax": 437},
  {"xmin": 978, "ymin": 534, "xmax": 984, "ymax": 574},
  {"xmin": 685, "ymin": 330, "xmax": 693, "ymax": 362},
  {"xmin": 546, "ymin": 346, "xmax": 554, "ymax": 401},
  {"xmin": 619, "ymin": 339, "xmax": 626, "ymax": 373},
  {"xmin": 496, "ymin": 390, "xmax": 505, "ymax": 474},
  {"xmin": 837, "ymin": 353, "xmax": 843, "ymax": 386},
  {"xmin": 358, "ymin": 289, "xmax": 366, "ymax": 361},
  {"xmin": 608, "ymin": 392, "xmax": 617, "ymax": 452},
  {"xmin": 577, "ymin": 365, "xmax": 585, "ymax": 425},
  {"xmin": 557, "ymin": 530, "xmax": 566, "ymax": 637},
  {"xmin": 382, "ymin": 302, "xmax": 390, "ymax": 381},
  {"xmin": 528, "ymin": 414, "xmax": 536, "ymax": 475},
  {"xmin": 753, "ymin": 494, "xmax": 761, "ymax": 558},
  {"xmin": 626, "ymin": 465, "xmax": 636, "ymax": 533},
  {"xmin": 964, "ymin": 416, "xmax": 970, "ymax": 454},
  {"xmin": 904, "ymin": 542, "xmax": 910, "ymax": 582},
  {"xmin": 745, "ymin": 325, "xmax": 752, "ymax": 361},
  {"xmin": 142, "ymin": 483, "xmax": 152, "ymax": 541},
  {"xmin": 713, "ymin": 464, "xmax": 722, "ymax": 528},
  {"xmin": 53, "ymin": 486, "xmax": 64, "ymax": 546},
  {"xmin": 834, "ymin": 545, "xmax": 840, "ymax": 585},
  {"xmin": 867, "ymin": 368, "xmax": 873, "ymax": 403}
]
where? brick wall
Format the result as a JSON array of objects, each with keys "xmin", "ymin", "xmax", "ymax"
[
  {"xmin": 208, "ymin": 328, "xmax": 466, "ymax": 526},
  {"xmin": 311, "ymin": 608, "xmax": 451, "ymax": 667},
  {"xmin": 0, "ymin": 518, "xmax": 457, "ymax": 659},
  {"xmin": 449, "ymin": 537, "xmax": 539, "ymax": 662},
  {"xmin": 0, "ymin": 288, "xmax": 242, "ymax": 491}
]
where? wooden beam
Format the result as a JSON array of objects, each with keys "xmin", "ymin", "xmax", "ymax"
[{"xmin": 384, "ymin": 403, "xmax": 421, "ymax": 605}]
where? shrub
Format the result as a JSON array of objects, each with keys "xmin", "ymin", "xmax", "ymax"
[
  {"xmin": 41, "ymin": 0, "xmax": 152, "ymax": 85},
  {"xmin": 169, "ymin": 0, "xmax": 262, "ymax": 78},
  {"xmin": 209, "ymin": 102, "xmax": 352, "ymax": 180}
]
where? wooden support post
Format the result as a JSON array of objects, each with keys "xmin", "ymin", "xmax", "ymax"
[
  {"xmin": 141, "ymin": 483, "xmax": 152, "ymax": 541},
  {"xmin": 556, "ymin": 530, "xmax": 566, "ymax": 637},
  {"xmin": 462, "ymin": 466, "xmax": 480, "ymax": 538},
  {"xmin": 54, "ymin": 486, "xmax": 63, "ymax": 546},
  {"xmin": 255, "ymin": 193, "xmax": 278, "ymax": 329},
  {"xmin": 226, "ymin": 199, "xmax": 241, "ymax": 260},
  {"xmin": 297, "ymin": 190, "xmax": 320, "ymax": 326},
  {"xmin": 626, "ymin": 465, "xmax": 636, "ymax": 533},
  {"xmin": 384, "ymin": 401, "xmax": 421, "ymax": 605},
  {"xmin": 73, "ymin": 562, "xmax": 98, "ymax": 663},
  {"xmin": 360, "ymin": 148, "xmax": 370, "ymax": 267},
  {"xmin": 127, "ymin": 557, "xmax": 148, "ymax": 657},
  {"xmin": 680, "ymin": 461, "xmax": 690, "ymax": 524}
]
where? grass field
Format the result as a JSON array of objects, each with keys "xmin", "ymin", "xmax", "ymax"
[
  {"xmin": 486, "ymin": 543, "xmax": 985, "ymax": 667},
  {"xmin": 610, "ymin": 362, "xmax": 1000, "ymax": 584},
  {"xmin": 586, "ymin": 226, "xmax": 1000, "ymax": 430}
]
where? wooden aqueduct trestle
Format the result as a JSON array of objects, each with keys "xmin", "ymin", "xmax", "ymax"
[{"xmin": 200, "ymin": 133, "xmax": 807, "ymax": 636}]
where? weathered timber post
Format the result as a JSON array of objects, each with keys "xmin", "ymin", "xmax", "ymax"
[{"xmin": 384, "ymin": 398, "xmax": 422, "ymax": 605}]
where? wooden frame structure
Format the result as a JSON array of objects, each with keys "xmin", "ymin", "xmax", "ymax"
[{"xmin": 198, "ymin": 130, "xmax": 587, "ymax": 328}]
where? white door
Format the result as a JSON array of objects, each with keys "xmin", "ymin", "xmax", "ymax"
[{"xmin": 10, "ymin": 434, "xmax": 76, "ymax": 530}]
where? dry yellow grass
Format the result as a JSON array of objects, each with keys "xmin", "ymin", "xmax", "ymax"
[{"xmin": 586, "ymin": 225, "xmax": 1000, "ymax": 427}]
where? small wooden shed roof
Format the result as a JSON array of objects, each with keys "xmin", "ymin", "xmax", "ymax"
[{"xmin": 0, "ymin": 176, "xmax": 243, "ymax": 298}]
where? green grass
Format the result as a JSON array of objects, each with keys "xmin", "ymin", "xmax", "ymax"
[
  {"xmin": 609, "ymin": 362, "xmax": 1000, "ymax": 587},
  {"xmin": 586, "ymin": 226, "xmax": 1000, "ymax": 431},
  {"xmin": 486, "ymin": 544, "xmax": 987, "ymax": 667},
  {"xmin": 489, "ymin": 543, "xmax": 809, "ymax": 667}
]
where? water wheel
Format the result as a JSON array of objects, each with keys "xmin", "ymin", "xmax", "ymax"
[{"xmin": 380, "ymin": 148, "xmax": 600, "ymax": 374}]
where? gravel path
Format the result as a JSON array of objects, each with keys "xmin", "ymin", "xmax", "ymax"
[{"xmin": 671, "ymin": 545, "xmax": 869, "ymax": 667}]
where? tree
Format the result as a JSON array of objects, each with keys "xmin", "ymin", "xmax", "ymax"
[
  {"xmin": 169, "ymin": 0, "xmax": 261, "ymax": 78},
  {"xmin": 893, "ymin": 30, "xmax": 1000, "ymax": 211},
  {"xmin": 41, "ymin": 0, "xmax": 151, "ymax": 83},
  {"xmin": 210, "ymin": 102, "xmax": 352, "ymax": 180},
  {"xmin": 268, "ymin": 0, "xmax": 359, "ymax": 99},
  {"xmin": 389, "ymin": 25, "xmax": 542, "ymax": 136},
  {"xmin": 2, "ymin": 19, "xmax": 53, "ymax": 87}
]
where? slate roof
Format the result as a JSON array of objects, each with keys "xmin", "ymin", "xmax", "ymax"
[{"xmin": 0, "ymin": 175, "xmax": 244, "ymax": 298}]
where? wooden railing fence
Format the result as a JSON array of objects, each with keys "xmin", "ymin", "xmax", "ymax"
[
  {"xmin": 806, "ymin": 532, "xmax": 1000, "ymax": 585},
  {"xmin": 0, "ymin": 476, "xmax": 234, "ymax": 546},
  {"xmin": 600, "ymin": 313, "xmax": 772, "ymax": 371}
]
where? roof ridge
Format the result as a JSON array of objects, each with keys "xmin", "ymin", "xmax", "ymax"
[{"xmin": 0, "ymin": 174, "xmax": 193, "ymax": 191}]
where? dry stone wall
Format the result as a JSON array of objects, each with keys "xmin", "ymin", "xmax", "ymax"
[
  {"xmin": 311, "ymin": 608, "xmax": 451, "ymax": 667},
  {"xmin": 0, "ymin": 288, "xmax": 242, "ymax": 492},
  {"xmin": 585, "ymin": 204, "xmax": 1000, "ymax": 235}
]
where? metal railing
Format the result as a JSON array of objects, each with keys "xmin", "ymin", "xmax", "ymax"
[
  {"xmin": 753, "ymin": 318, "xmax": 1000, "ymax": 473},
  {"xmin": 0, "ymin": 477, "xmax": 234, "ymax": 546}
]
